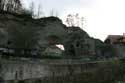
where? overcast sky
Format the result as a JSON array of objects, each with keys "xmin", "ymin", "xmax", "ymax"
[{"xmin": 22, "ymin": 0, "xmax": 125, "ymax": 41}]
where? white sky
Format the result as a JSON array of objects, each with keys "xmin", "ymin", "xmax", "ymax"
[{"xmin": 22, "ymin": 0, "xmax": 125, "ymax": 41}]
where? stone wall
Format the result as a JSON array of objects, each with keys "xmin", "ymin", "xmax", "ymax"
[{"xmin": 0, "ymin": 59, "xmax": 97, "ymax": 81}]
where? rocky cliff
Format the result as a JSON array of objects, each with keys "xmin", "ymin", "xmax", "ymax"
[{"xmin": 0, "ymin": 12, "xmax": 105, "ymax": 59}]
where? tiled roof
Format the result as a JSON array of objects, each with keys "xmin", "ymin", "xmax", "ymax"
[{"xmin": 105, "ymin": 35, "xmax": 125, "ymax": 44}]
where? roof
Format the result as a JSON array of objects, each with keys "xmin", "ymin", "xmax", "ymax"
[
  {"xmin": 46, "ymin": 45, "xmax": 63, "ymax": 51},
  {"xmin": 105, "ymin": 35, "xmax": 125, "ymax": 44}
]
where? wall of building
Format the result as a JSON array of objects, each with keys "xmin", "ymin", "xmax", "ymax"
[{"xmin": 115, "ymin": 44, "xmax": 125, "ymax": 59}]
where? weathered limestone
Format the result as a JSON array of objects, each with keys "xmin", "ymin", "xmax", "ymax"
[{"xmin": 0, "ymin": 13, "xmax": 99, "ymax": 58}]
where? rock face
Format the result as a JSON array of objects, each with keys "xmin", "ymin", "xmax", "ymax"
[
  {"xmin": 0, "ymin": 12, "xmax": 104, "ymax": 58},
  {"xmin": 64, "ymin": 27, "xmax": 95, "ymax": 58}
]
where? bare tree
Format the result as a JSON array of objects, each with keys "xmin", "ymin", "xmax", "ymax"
[
  {"xmin": 37, "ymin": 4, "xmax": 42, "ymax": 18},
  {"xmin": 50, "ymin": 9, "xmax": 54, "ymax": 16},
  {"xmin": 13, "ymin": 0, "xmax": 22, "ymax": 12},
  {"xmin": 66, "ymin": 14, "xmax": 74, "ymax": 26},
  {"xmin": 66, "ymin": 13, "xmax": 85, "ymax": 27},
  {"xmin": 0, "ymin": 0, "xmax": 6, "ymax": 11},
  {"xmin": 29, "ymin": 1, "xmax": 35, "ymax": 17},
  {"xmin": 0, "ymin": 0, "xmax": 22, "ymax": 13},
  {"xmin": 50, "ymin": 9, "xmax": 58, "ymax": 17},
  {"xmin": 0, "ymin": 0, "xmax": 3, "ymax": 10},
  {"xmin": 81, "ymin": 17, "xmax": 85, "ymax": 28}
]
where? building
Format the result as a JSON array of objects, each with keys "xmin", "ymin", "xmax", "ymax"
[
  {"xmin": 104, "ymin": 33, "xmax": 125, "ymax": 59},
  {"xmin": 43, "ymin": 45, "xmax": 63, "ymax": 57},
  {"xmin": 105, "ymin": 34, "xmax": 125, "ymax": 44}
]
